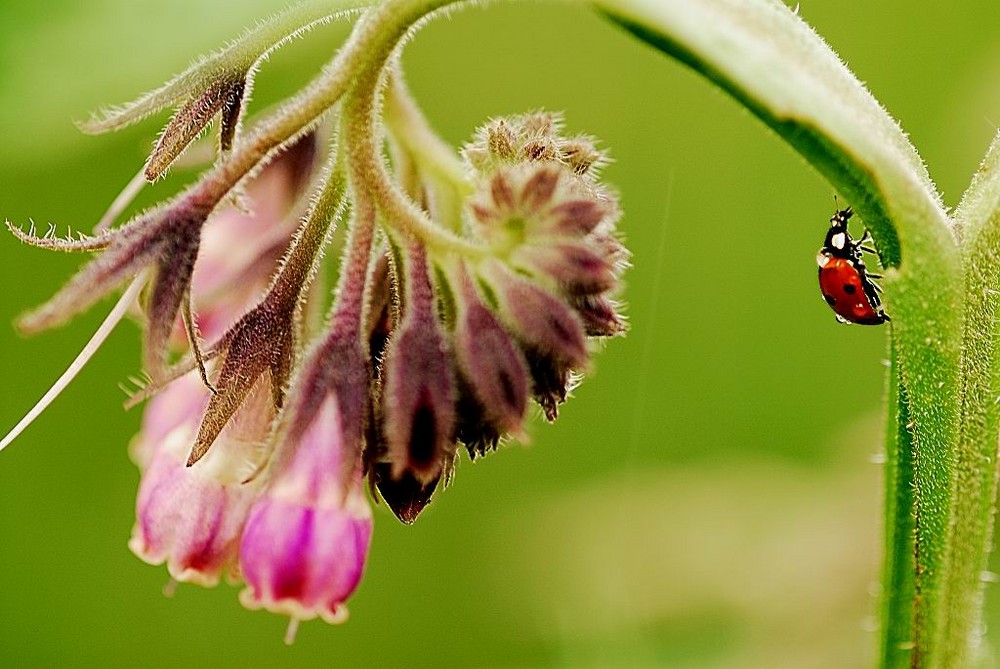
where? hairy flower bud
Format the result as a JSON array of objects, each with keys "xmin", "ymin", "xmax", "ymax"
[
  {"xmin": 452, "ymin": 264, "xmax": 529, "ymax": 444},
  {"xmin": 379, "ymin": 243, "xmax": 456, "ymax": 484}
]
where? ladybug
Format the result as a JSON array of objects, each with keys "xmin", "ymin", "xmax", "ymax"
[{"xmin": 817, "ymin": 207, "xmax": 889, "ymax": 325}]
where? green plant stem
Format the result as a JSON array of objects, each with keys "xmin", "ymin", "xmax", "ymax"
[
  {"xmin": 881, "ymin": 343, "xmax": 916, "ymax": 668},
  {"xmin": 339, "ymin": 2, "xmax": 488, "ymax": 258},
  {"xmin": 937, "ymin": 132, "xmax": 1000, "ymax": 668}
]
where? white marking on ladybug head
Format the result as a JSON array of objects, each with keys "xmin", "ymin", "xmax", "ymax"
[
  {"xmin": 830, "ymin": 232, "xmax": 846, "ymax": 249},
  {"xmin": 817, "ymin": 253, "xmax": 831, "ymax": 267}
]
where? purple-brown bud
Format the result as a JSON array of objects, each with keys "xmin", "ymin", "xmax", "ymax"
[
  {"xmin": 481, "ymin": 261, "xmax": 588, "ymax": 370},
  {"xmin": 452, "ymin": 264, "xmax": 529, "ymax": 439},
  {"xmin": 379, "ymin": 243, "xmax": 456, "ymax": 484}
]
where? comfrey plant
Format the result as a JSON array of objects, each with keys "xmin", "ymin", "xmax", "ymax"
[{"xmin": 3, "ymin": 0, "xmax": 1000, "ymax": 666}]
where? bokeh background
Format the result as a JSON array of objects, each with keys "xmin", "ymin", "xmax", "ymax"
[{"xmin": 2, "ymin": 1, "xmax": 1000, "ymax": 667}]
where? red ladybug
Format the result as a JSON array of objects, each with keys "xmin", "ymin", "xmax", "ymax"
[{"xmin": 817, "ymin": 207, "xmax": 889, "ymax": 325}]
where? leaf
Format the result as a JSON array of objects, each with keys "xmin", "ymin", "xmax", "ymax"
[{"xmin": 591, "ymin": 0, "xmax": 964, "ymax": 663}]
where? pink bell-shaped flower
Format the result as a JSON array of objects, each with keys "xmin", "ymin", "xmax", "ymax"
[
  {"xmin": 129, "ymin": 373, "xmax": 271, "ymax": 586},
  {"xmin": 239, "ymin": 393, "xmax": 373, "ymax": 625}
]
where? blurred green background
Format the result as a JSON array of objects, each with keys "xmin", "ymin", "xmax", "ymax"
[{"xmin": 2, "ymin": 1, "xmax": 1000, "ymax": 667}]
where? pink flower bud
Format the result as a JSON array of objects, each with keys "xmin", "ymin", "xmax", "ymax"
[
  {"xmin": 129, "ymin": 374, "xmax": 272, "ymax": 586},
  {"xmin": 239, "ymin": 395, "xmax": 373, "ymax": 624}
]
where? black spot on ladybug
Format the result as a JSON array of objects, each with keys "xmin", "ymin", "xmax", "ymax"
[
  {"xmin": 843, "ymin": 283, "xmax": 856, "ymax": 294},
  {"xmin": 824, "ymin": 295, "xmax": 836, "ymax": 306}
]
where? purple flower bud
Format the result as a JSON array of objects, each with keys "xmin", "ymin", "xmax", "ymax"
[
  {"xmin": 481, "ymin": 261, "xmax": 588, "ymax": 369},
  {"xmin": 380, "ymin": 243, "xmax": 456, "ymax": 484},
  {"xmin": 452, "ymin": 265, "xmax": 528, "ymax": 439},
  {"xmin": 239, "ymin": 395, "xmax": 373, "ymax": 624},
  {"xmin": 512, "ymin": 241, "xmax": 617, "ymax": 296},
  {"xmin": 371, "ymin": 462, "xmax": 439, "ymax": 525}
]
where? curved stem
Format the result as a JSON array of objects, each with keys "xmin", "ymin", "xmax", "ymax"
[{"xmin": 339, "ymin": 2, "xmax": 489, "ymax": 259}]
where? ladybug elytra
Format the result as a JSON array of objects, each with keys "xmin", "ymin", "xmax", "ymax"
[{"xmin": 817, "ymin": 207, "xmax": 889, "ymax": 326}]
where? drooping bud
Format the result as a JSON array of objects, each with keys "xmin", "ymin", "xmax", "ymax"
[
  {"xmin": 239, "ymin": 394, "xmax": 373, "ymax": 624},
  {"xmin": 480, "ymin": 260, "xmax": 588, "ymax": 369},
  {"xmin": 379, "ymin": 242, "xmax": 456, "ymax": 484},
  {"xmin": 129, "ymin": 372, "xmax": 272, "ymax": 586},
  {"xmin": 451, "ymin": 263, "xmax": 529, "ymax": 444},
  {"xmin": 370, "ymin": 462, "xmax": 439, "ymax": 525}
]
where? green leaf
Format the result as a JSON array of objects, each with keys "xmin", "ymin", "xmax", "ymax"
[{"xmin": 590, "ymin": 0, "xmax": 964, "ymax": 664}]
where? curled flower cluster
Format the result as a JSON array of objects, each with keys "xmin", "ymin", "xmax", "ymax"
[{"xmin": 3, "ymin": 2, "xmax": 628, "ymax": 637}]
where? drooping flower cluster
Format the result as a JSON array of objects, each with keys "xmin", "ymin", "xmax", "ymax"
[{"xmin": 3, "ymin": 3, "xmax": 628, "ymax": 638}]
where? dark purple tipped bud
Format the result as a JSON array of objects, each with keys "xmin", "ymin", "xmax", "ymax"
[
  {"xmin": 524, "ymin": 347, "xmax": 573, "ymax": 422},
  {"xmin": 380, "ymin": 244, "xmax": 456, "ymax": 484},
  {"xmin": 481, "ymin": 261, "xmax": 588, "ymax": 369},
  {"xmin": 452, "ymin": 265, "xmax": 529, "ymax": 438},
  {"xmin": 513, "ymin": 241, "xmax": 618, "ymax": 296},
  {"xmin": 455, "ymin": 380, "xmax": 504, "ymax": 459},
  {"xmin": 372, "ymin": 462, "xmax": 440, "ymax": 525}
]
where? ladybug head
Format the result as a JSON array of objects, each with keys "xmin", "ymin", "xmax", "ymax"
[
  {"xmin": 829, "ymin": 207, "xmax": 853, "ymax": 228},
  {"xmin": 822, "ymin": 207, "xmax": 855, "ymax": 257}
]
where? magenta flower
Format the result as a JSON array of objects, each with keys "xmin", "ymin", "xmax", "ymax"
[{"xmin": 239, "ymin": 394, "xmax": 373, "ymax": 625}]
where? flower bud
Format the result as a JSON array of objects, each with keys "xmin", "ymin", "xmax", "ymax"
[
  {"xmin": 380, "ymin": 244, "xmax": 456, "ymax": 484},
  {"xmin": 129, "ymin": 373, "xmax": 271, "ymax": 586},
  {"xmin": 239, "ymin": 395, "xmax": 373, "ymax": 624},
  {"xmin": 481, "ymin": 261, "xmax": 588, "ymax": 369},
  {"xmin": 371, "ymin": 461, "xmax": 439, "ymax": 525},
  {"xmin": 452, "ymin": 264, "xmax": 528, "ymax": 440},
  {"xmin": 512, "ymin": 241, "xmax": 617, "ymax": 296}
]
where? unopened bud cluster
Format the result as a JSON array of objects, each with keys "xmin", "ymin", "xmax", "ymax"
[{"xmin": 5, "ymin": 5, "xmax": 628, "ymax": 637}]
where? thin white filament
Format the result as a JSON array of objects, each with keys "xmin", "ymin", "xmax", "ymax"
[
  {"xmin": 284, "ymin": 617, "xmax": 300, "ymax": 645},
  {"xmin": 94, "ymin": 167, "xmax": 147, "ymax": 232},
  {"xmin": 0, "ymin": 273, "xmax": 146, "ymax": 453}
]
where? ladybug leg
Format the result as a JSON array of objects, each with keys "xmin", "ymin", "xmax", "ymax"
[{"xmin": 867, "ymin": 272, "xmax": 883, "ymax": 280}]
